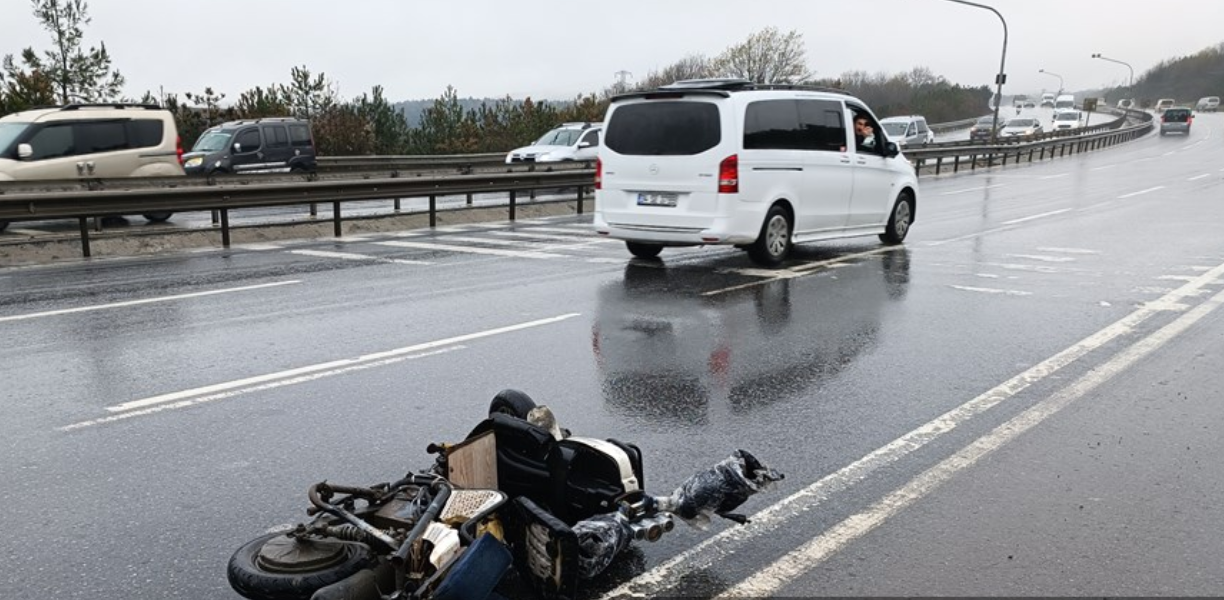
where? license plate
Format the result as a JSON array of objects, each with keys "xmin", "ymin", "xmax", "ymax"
[{"xmin": 637, "ymin": 192, "xmax": 678, "ymax": 207}]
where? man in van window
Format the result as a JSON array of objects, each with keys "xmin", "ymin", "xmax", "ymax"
[{"xmin": 854, "ymin": 115, "xmax": 876, "ymax": 151}]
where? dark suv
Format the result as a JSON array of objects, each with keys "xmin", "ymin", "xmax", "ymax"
[{"xmin": 182, "ymin": 117, "xmax": 316, "ymax": 175}]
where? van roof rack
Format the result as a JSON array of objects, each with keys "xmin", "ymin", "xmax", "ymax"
[
  {"xmin": 613, "ymin": 79, "xmax": 853, "ymax": 103},
  {"xmin": 60, "ymin": 103, "xmax": 162, "ymax": 111}
]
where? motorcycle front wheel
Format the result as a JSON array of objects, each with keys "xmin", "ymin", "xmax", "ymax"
[{"xmin": 227, "ymin": 532, "xmax": 373, "ymax": 600}]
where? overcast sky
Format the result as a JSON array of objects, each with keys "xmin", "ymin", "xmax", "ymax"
[{"xmin": 2, "ymin": 0, "xmax": 1221, "ymax": 102}]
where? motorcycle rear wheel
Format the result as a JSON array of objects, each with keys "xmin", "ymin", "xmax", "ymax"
[{"xmin": 227, "ymin": 532, "xmax": 373, "ymax": 600}]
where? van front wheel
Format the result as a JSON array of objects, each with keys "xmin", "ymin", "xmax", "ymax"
[
  {"xmin": 880, "ymin": 192, "xmax": 913, "ymax": 245},
  {"xmin": 747, "ymin": 205, "xmax": 792, "ymax": 267},
  {"xmin": 626, "ymin": 241, "xmax": 663, "ymax": 259}
]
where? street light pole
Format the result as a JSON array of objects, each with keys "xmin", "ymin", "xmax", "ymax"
[
  {"xmin": 1091, "ymin": 53, "xmax": 1134, "ymax": 88},
  {"xmin": 1038, "ymin": 69, "xmax": 1064, "ymax": 94},
  {"xmin": 943, "ymin": 0, "xmax": 1008, "ymax": 143}
]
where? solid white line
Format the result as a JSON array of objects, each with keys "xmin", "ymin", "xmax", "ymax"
[
  {"xmin": 1004, "ymin": 254, "xmax": 1076, "ymax": 263},
  {"xmin": 289, "ymin": 249, "xmax": 431, "ymax": 265},
  {"xmin": 948, "ymin": 285, "xmax": 1033, "ymax": 296},
  {"xmin": 376, "ymin": 240, "xmax": 564, "ymax": 259},
  {"xmin": 717, "ymin": 285, "xmax": 1224, "ymax": 598},
  {"xmin": 437, "ymin": 235, "xmax": 593, "ymax": 251},
  {"xmin": 1090, "ymin": 164, "xmax": 1117, "ymax": 171},
  {"xmin": 61, "ymin": 346, "xmax": 465, "ymax": 431},
  {"xmin": 1118, "ymin": 186, "xmax": 1164, "ymax": 199},
  {"xmin": 1036, "ymin": 247, "xmax": 1101, "ymax": 255},
  {"xmin": 0, "ymin": 281, "xmax": 301, "ymax": 324},
  {"xmin": 234, "ymin": 243, "xmax": 284, "ymax": 251},
  {"xmin": 104, "ymin": 313, "xmax": 580, "ymax": 414},
  {"xmin": 517, "ymin": 226, "xmax": 596, "ymax": 234},
  {"xmin": 6, "ymin": 228, "xmax": 54, "ymax": 235},
  {"xmin": 599, "ymin": 259, "xmax": 1224, "ymax": 600},
  {"xmin": 1001, "ymin": 208, "xmax": 1071, "ymax": 226},
  {"xmin": 939, "ymin": 184, "xmax": 1006, "ymax": 196},
  {"xmin": 1188, "ymin": 174, "xmax": 1211, "ymax": 181},
  {"xmin": 1038, "ymin": 174, "xmax": 1068, "ymax": 180}
]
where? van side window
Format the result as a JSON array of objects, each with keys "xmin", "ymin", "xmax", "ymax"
[
  {"xmin": 744, "ymin": 100, "xmax": 803, "ymax": 150},
  {"xmin": 797, "ymin": 100, "xmax": 846, "ymax": 152},
  {"xmin": 27, "ymin": 123, "xmax": 75, "ymax": 160},
  {"xmin": 580, "ymin": 130, "xmax": 599, "ymax": 148},
  {"xmin": 289, "ymin": 125, "xmax": 311, "ymax": 147},
  {"xmin": 235, "ymin": 129, "xmax": 261, "ymax": 152},
  {"xmin": 264, "ymin": 125, "xmax": 289, "ymax": 149},
  {"xmin": 126, "ymin": 120, "xmax": 164, "ymax": 149},
  {"xmin": 76, "ymin": 121, "xmax": 128, "ymax": 154}
]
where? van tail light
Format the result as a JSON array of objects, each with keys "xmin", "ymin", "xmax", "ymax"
[
  {"xmin": 176, "ymin": 135, "xmax": 184, "ymax": 165},
  {"xmin": 718, "ymin": 154, "xmax": 739, "ymax": 194},
  {"xmin": 595, "ymin": 157, "xmax": 602, "ymax": 190}
]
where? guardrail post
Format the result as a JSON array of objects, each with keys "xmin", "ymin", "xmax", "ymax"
[
  {"xmin": 509, "ymin": 190, "xmax": 517, "ymax": 221},
  {"xmin": 970, "ymin": 154, "xmax": 977, "ymax": 172},
  {"xmin": 429, "ymin": 195, "xmax": 437, "ymax": 228},
  {"xmin": 333, "ymin": 201, "xmax": 342, "ymax": 237},
  {"xmin": 211, "ymin": 209, "xmax": 220, "ymax": 225},
  {"xmin": 953, "ymin": 155, "xmax": 960, "ymax": 173},
  {"xmin": 220, "ymin": 208, "xmax": 231, "ymax": 248},
  {"xmin": 576, "ymin": 185, "xmax": 584, "ymax": 214},
  {"xmin": 394, "ymin": 198, "xmax": 401, "ymax": 212},
  {"xmin": 77, "ymin": 217, "xmax": 91, "ymax": 258},
  {"xmin": 310, "ymin": 203, "xmax": 318, "ymax": 219},
  {"xmin": 466, "ymin": 193, "xmax": 473, "ymax": 206},
  {"xmin": 935, "ymin": 157, "xmax": 943, "ymax": 176}
]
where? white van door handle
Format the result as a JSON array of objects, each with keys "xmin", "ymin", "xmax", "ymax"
[
  {"xmin": 76, "ymin": 162, "xmax": 86, "ymax": 175},
  {"xmin": 86, "ymin": 161, "xmax": 96, "ymax": 175}
]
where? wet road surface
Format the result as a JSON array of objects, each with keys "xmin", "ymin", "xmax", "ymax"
[{"xmin": 1, "ymin": 113, "xmax": 1222, "ymax": 598}]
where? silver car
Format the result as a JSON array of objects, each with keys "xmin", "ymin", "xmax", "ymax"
[{"xmin": 1159, "ymin": 108, "xmax": 1193, "ymax": 136}]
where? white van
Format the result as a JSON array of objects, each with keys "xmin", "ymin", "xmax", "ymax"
[
  {"xmin": 594, "ymin": 79, "xmax": 919, "ymax": 267},
  {"xmin": 1053, "ymin": 94, "xmax": 1076, "ymax": 113},
  {"xmin": 879, "ymin": 115, "xmax": 935, "ymax": 147}
]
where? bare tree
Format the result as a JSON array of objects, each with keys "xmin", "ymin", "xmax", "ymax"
[
  {"xmin": 713, "ymin": 27, "xmax": 812, "ymax": 84},
  {"xmin": 9, "ymin": 0, "xmax": 124, "ymax": 103}
]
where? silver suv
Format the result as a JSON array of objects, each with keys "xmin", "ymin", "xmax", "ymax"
[{"xmin": 0, "ymin": 103, "xmax": 185, "ymax": 231}]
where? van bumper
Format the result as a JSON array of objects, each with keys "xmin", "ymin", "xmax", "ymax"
[{"xmin": 593, "ymin": 210, "xmax": 762, "ymax": 246}]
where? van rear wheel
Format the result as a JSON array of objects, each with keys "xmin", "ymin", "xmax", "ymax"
[
  {"xmin": 747, "ymin": 205, "xmax": 792, "ymax": 267},
  {"xmin": 626, "ymin": 242, "xmax": 663, "ymax": 259}
]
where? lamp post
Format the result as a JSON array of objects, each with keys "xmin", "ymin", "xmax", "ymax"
[
  {"xmin": 1038, "ymin": 69, "xmax": 1064, "ymax": 95},
  {"xmin": 942, "ymin": 0, "xmax": 1008, "ymax": 143},
  {"xmin": 1091, "ymin": 53, "xmax": 1134, "ymax": 88}
]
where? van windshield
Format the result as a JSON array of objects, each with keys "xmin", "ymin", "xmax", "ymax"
[
  {"xmin": 605, "ymin": 101, "xmax": 721, "ymax": 156},
  {"xmin": 1055, "ymin": 112, "xmax": 1079, "ymax": 121},
  {"xmin": 881, "ymin": 122, "xmax": 909, "ymax": 136},
  {"xmin": 534, "ymin": 128, "xmax": 582, "ymax": 147},
  {"xmin": 0, "ymin": 122, "xmax": 31, "ymax": 155},
  {"xmin": 193, "ymin": 130, "xmax": 233, "ymax": 153}
]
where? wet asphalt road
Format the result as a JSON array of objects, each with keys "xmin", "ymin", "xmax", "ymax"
[{"xmin": 1, "ymin": 113, "xmax": 1223, "ymax": 599}]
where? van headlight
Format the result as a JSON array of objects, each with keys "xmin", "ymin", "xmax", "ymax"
[{"xmin": 184, "ymin": 157, "xmax": 203, "ymax": 168}]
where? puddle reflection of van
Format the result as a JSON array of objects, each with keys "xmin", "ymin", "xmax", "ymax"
[{"xmin": 590, "ymin": 249, "xmax": 910, "ymax": 425}]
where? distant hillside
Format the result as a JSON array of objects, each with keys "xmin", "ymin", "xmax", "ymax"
[{"xmin": 1100, "ymin": 42, "xmax": 1224, "ymax": 107}]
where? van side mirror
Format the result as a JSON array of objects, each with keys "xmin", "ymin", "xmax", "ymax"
[
  {"xmin": 885, "ymin": 141, "xmax": 900, "ymax": 158},
  {"xmin": 233, "ymin": 143, "xmax": 242, "ymax": 153},
  {"xmin": 578, "ymin": 141, "xmax": 592, "ymax": 148},
  {"xmin": 17, "ymin": 143, "xmax": 33, "ymax": 159}
]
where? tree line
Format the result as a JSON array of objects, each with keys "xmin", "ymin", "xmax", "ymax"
[{"xmin": 3, "ymin": 1, "xmax": 999, "ymax": 156}]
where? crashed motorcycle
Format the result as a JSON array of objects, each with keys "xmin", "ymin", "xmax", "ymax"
[{"xmin": 227, "ymin": 390, "xmax": 783, "ymax": 600}]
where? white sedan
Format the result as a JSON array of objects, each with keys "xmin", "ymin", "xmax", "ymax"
[{"xmin": 1000, "ymin": 117, "xmax": 1043, "ymax": 140}]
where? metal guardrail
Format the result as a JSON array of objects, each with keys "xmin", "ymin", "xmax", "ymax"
[{"xmin": 0, "ymin": 169, "xmax": 594, "ymax": 258}]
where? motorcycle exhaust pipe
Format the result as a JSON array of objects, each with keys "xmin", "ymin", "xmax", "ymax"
[{"xmin": 627, "ymin": 515, "xmax": 674, "ymax": 542}]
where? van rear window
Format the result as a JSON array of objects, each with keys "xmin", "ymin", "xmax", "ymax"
[{"xmin": 605, "ymin": 101, "xmax": 720, "ymax": 155}]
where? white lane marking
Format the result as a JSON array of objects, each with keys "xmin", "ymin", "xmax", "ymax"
[
  {"xmin": 1004, "ymin": 254, "xmax": 1076, "ymax": 263},
  {"xmin": 703, "ymin": 247, "xmax": 894, "ymax": 296},
  {"xmin": 599, "ymin": 258, "xmax": 1224, "ymax": 600},
  {"xmin": 376, "ymin": 240, "xmax": 564, "ymax": 259},
  {"xmin": 519, "ymin": 225, "xmax": 597, "ymax": 235},
  {"xmin": 1091, "ymin": 164, "xmax": 1117, "ymax": 171},
  {"xmin": 949, "ymin": 285, "xmax": 1033, "ymax": 296},
  {"xmin": 1037, "ymin": 247, "xmax": 1101, "ymax": 255},
  {"xmin": 288, "ymin": 249, "xmax": 431, "ymax": 266},
  {"xmin": 1188, "ymin": 174, "xmax": 1211, "ymax": 181},
  {"xmin": 487, "ymin": 231, "xmax": 604, "ymax": 243},
  {"xmin": 1158, "ymin": 275, "xmax": 1200, "ymax": 282},
  {"xmin": 586, "ymin": 257, "xmax": 627, "ymax": 264},
  {"xmin": 6, "ymin": 228, "xmax": 55, "ymax": 235},
  {"xmin": 717, "ymin": 285, "xmax": 1224, "ymax": 599},
  {"xmin": 1118, "ymin": 186, "xmax": 1164, "ymax": 199},
  {"xmin": 0, "ymin": 281, "xmax": 301, "ymax": 324},
  {"xmin": 983, "ymin": 262, "xmax": 1069, "ymax": 274},
  {"xmin": 1162, "ymin": 151, "xmax": 1176, "ymax": 156},
  {"xmin": 1000, "ymin": 209, "xmax": 1071, "ymax": 225},
  {"xmin": 385, "ymin": 231, "xmax": 426, "ymax": 238},
  {"xmin": 975, "ymin": 273, "xmax": 1001, "ymax": 279},
  {"xmin": 437, "ymin": 235, "xmax": 583, "ymax": 251},
  {"xmin": 103, "ymin": 313, "xmax": 580, "ymax": 414},
  {"xmin": 61, "ymin": 346, "xmax": 465, "ymax": 431},
  {"xmin": 939, "ymin": 184, "xmax": 1006, "ymax": 196},
  {"xmin": 234, "ymin": 243, "xmax": 284, "ymax": 251},
  {"xmin": 1038, "ymin": 174, "xmax": 1068, "ymax": 180}
]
